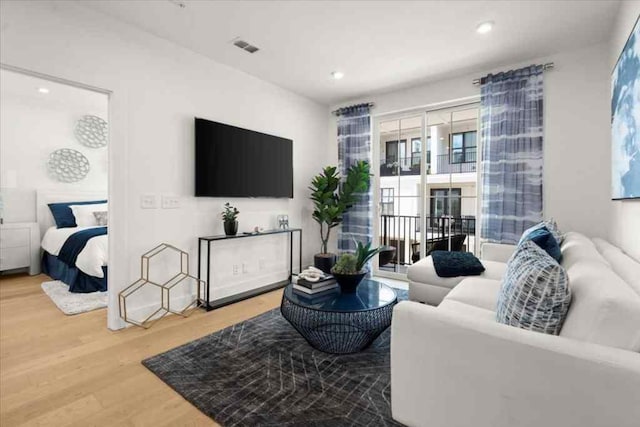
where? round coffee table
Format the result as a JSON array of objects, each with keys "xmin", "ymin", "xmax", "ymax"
[{"xmin": 280, "ymin": 279, "xmax": 398, "ymax": 354}]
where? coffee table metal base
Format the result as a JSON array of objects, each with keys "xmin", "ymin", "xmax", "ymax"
[{"xmin": 280, "ymin": 296, "xmax": 396, "ymax": 354}]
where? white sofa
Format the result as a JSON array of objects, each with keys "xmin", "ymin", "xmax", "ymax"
[{"xmin": 392, "ymin": 232, "xmax": 640, "ymax": 427}]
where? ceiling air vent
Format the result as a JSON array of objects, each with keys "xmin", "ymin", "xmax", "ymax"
[{"xmin": 232, "ymin": 38, "xmax": 260, "ymax": 54}]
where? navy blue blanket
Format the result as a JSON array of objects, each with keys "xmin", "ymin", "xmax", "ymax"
[
  {"xmin": 58, "ymin": 227, "xmax": 107, "ymax": 267},
  {"xmin": 431, "ymin": 250, "xmax": 485, "ymax": 278}
]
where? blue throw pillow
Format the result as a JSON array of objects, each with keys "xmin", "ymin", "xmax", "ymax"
[
  {"xmin": 48, "ymin": 200, "xmax": 107, "ymax": 228},
  {"xmin": 497, "ymin": 241, "xmax": 571, "ymax": 335},
  {"xmin": 520, "ymin": 226, "xmax": 562, "ymax": 262}
]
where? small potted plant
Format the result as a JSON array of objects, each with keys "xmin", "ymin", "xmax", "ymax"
[
  {"xmin": 222, "ymin": 202, "xmax": 239, "ymax": 236},
  {"xmin": 331, "ymin": 240, "xmax": 384, "ymax": 293}
]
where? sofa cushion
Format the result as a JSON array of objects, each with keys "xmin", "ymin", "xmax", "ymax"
[
  {"xmin": 520, "ymin": 226, "xmax": 562, "ymax": 262},
  {"xmin": 444, "ymin": 278, "xmax": 501, "ymax": 311},
  {"xmin": 497, "ymin": 241, "xmax": 571, "ymax": 335},
  {"xmin": 592, "ymin": 237, "xmax": 640, "ymax": 297},
  {"xmin": 560, "ymin": 260, "xmax": 640, "ymax": 351},
  {"xmin": 437, "ymin": 299, "xmax": 497, "ymax": 322},
  {"xmin": 560, "ymin": 232, "xmax": 610, "ymax": 270},
  {"xmin": 408, "ymin": 256, "xmax": 506, "ymax": 290},
  {"xmin": 519, "ymin": 219, "xmax": 564, "ymax": 246}
]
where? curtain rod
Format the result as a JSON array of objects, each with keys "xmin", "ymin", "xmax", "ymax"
[
  {"xmin": 332, "ymin": 102, "xmax": 375, "ymax": 116},
  {"xmin": 472, "ymin": 62, "xmax": 555, "ymax": 85}
]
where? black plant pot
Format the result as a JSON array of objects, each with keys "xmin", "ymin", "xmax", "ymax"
[
  {"xmin": 314, "ymin": 253, "xmax": 337, "ymax": 274},
  {"xmin": 331, "ymin": 271, "xmax": 366, "ymax": 294},
  {"xmin": 224, "ymin": 220, "xmax": 238, "ymax": 236}
]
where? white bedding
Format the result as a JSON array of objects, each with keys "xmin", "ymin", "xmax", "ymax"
[{"xmin": 41, "ymin": 226, "xmax": 108, "ymax": 278}]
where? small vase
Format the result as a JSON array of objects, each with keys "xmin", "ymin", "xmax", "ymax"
[
  {"xmin": 314, "ymin": 253, "xmax": 337, "ymax": 274},
  {"xmin": 332, "ymin": 271, "xmax": 366, "ymax": 293},
  {"xmin": 224, "ymin": 220, "xmax": 238, "ymax": 236}
]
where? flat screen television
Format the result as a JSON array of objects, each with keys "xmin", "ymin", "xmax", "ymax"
[{"xmin": 195, "ymin": 118, "xmax": 293, "ymax": 198}]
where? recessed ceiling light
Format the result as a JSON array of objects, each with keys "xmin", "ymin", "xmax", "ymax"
[
  {"xmin": 331, "ymin": 71, "xmax": 344, "ymax": 80},
  {"xmin": 38, "ymin": 87, "xmax": 50, "ymax": 94},
  {"xmin": 476, "ymin": 21, "xmax": 494, "ymax": 34}
]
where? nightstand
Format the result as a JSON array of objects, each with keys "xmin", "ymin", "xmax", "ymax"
[{"xmin": 0, "ymin": 222, "xmax": 41, "ymax": 275}]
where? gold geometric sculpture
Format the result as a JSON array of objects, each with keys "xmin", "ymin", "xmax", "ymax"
[{"xmin": 119, "ymin": 243, "xmax": 204, "ymax": 329}]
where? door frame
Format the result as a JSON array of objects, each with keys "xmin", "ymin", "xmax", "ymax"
[{"xmin": 372, "ymin": 97, "xmax": 481, "ymax": 280}]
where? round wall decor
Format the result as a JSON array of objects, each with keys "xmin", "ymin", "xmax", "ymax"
[
  {"xmin": 47, "ymin": 148, "xmax": 90, "ymax": 183},
  {"xmin": 75, "ymin": 115, "xmax": 108, "ymax": 148}
]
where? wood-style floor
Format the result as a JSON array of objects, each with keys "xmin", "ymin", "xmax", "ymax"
[{"xmin": 0, "ymin": 273, "xmax": 283, "ymax": 426}]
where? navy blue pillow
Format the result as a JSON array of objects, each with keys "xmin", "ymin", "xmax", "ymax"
[
  {"xmin": 48, "ymin": 200, "xmax": 107, "ymax": 228},
  {"xmin": 520, "ymin": 226, "xmax": 562, "ymax": 262}
]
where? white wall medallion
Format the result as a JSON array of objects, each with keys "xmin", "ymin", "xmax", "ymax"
[
  {"xmin": 47, "ymin": 148, "xmax": 90, "ymax": 183},
  {"xmin": 75, "ymin": 115, "xmax": 108, "ymax": 148}
]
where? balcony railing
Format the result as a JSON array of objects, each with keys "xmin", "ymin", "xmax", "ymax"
[
  {"xmin": 379, "ymin": 214, "xmax": 477, "ymax": 268},
  {"xmin": 435, "ymin": 150, "xmax": 477, "ymax": 174},
  {"xmin": 379, "ymin": 157, "xmax": 423, "ymax": 176}
]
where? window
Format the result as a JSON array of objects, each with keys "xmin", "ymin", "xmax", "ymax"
[
  {"xmin": 381, "ymin": 188, "xmax": 394, "ymax": 215},
  {"xmin": 450, "ymin": 131, "xmax": 477, "ymax": 164},
  {"xmin": 385, "ymin": 139, "xmax": 406, "ymax": 164},
  {"xmin": 429, "ymin": 188, "xmax": 461, "ymax": 219},
  {"xmin": 411, "ymin": 138, "xmax": 421, "ymax": 167}
]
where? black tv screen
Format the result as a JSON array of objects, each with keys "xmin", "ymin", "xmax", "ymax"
[{"xmin": 195, "ymin": 118, "xmax": 293, "ymax": 198}]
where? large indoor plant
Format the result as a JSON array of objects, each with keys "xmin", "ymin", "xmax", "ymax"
[
  {"xmin": 309, "ymin": 160, "xmax": 371, "ymax": 273},
  {"xmin": 331, "ymin": 240, "xmax": 385, "ymax": 293}
]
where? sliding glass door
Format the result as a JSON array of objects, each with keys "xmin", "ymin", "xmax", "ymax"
[{"xmin": 374, "ymin": 103, "xmax": 479, "ymax": 278}]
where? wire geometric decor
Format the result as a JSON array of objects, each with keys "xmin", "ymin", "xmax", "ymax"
[
  {"xmin": 119, "ymin": 243, "xmax": 204, "ymax": 329},
  {"xmin": 75, "ymin": 115, "xmax": 108, "ymax": 148},
  {"xmin": 47, "ymin": 148, "xmax": 90, "ymax": 183}
]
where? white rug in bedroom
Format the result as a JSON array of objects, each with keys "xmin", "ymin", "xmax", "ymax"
[{"xmin": 41, "ymin": 281, "xmax": 108, "ymax": 315}]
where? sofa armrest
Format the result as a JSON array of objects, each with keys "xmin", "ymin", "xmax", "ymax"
[
  {"xmin": 391, "ymin": 301, "xmax": 640, "ymax": 427},
  {"xmin": 480, "ymin": 242, "xmax": 516, "ymax": 263}
]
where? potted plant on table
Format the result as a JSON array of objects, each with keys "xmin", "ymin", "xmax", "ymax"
[
  {"xmin": 331, "ymin": 240, "xmax": 385, "ymax": 293},
  {"xmin": 222, "ymin": 203, "xmax": 239, "ymax": 236},
  {"xmin": 309, "ymin": 160, "xmax": 371, "ymax": 273}
]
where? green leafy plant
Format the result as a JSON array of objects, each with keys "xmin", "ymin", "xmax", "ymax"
[
  {"xmin": 331, "ymin": 253, "xmax": 358, "ymax": 274},
  {"xmin": 353, "ymin": 239, "xmax": 385, "ymax": 272},
  {"xmin": 221, "ymin": 202, "xmax": 239, "ymax": 223},
  {"xmin": 309, "ymin": 161, "xmax": 371, "ymax": 254}
]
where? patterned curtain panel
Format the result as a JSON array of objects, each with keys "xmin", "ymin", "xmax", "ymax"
[
  {"xmin": 480, "ymin": 65, "xmax": 544, "ymax": 244},
  {"xmin": 337, "ymin": 104, "xmax": 372, "ymax": 251}
]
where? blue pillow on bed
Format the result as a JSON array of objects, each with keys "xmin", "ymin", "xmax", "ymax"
[{"xmin": 48, "ymin": 200, "xmax": 107, "ymax": 228}]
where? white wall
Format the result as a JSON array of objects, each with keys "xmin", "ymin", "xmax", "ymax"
[
  {"xmin": 0, "ymin": 69, "xmax": 108, "ymax": 223},
  {"xmin": 609, "ymin": 1, "xmax": 640, "ymax": 261},
  {"xmin": 0, "ymin": 1, "xmax": 330, "ymax": 329},
  {"xmin": 330, "ymin": 42, "xmax": 612, "ymax": 243}
]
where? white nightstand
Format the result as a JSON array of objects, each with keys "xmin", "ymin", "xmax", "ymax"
[{"xmin": 0, "ymin": 222, "xmax": 41, "ymax": 275}]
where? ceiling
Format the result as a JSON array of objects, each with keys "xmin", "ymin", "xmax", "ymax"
[
  {"xmin": 0, "ymin": 69, "xmax": 108, "ymax": 111},
  {"xmin": 83, "ymin": 0, "xmax": 619, "ymax": 105}
]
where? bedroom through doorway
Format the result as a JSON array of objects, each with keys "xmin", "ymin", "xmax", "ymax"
[{"xmin": 0, "ymin": 66, "xmax": 111, "ymax": 319}]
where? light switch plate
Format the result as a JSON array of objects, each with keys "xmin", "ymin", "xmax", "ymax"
[
  {"xmin": 161, "ymin": 195, "xmax": 180, "ymax": 209},
  {"xmin": 140, "ymin": 194, "xmax": 158, "ymax": 209}
]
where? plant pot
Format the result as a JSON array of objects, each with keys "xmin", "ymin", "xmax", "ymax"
[
  {"xmin": 224, "ymin": 220, "xmax": 238, "ymax": 236},
  {"xmin": 331, "ymin": 271, "xmax": 366, "ymax": 293},
  {"xmin": 314, "ymin": 253, "xmax": 337, "ymax": 274}
]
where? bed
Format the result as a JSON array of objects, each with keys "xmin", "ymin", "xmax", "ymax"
[{"xmin": 37, "ymin": 190, "xmax": 108, "ymax": 293}]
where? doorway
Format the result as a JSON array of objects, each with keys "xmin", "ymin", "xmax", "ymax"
[{"xmin": 374, "ymin": 102, "xmax": 480, "ymax": 278}]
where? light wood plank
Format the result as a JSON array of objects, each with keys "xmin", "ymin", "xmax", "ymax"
[{"xmin": 0, "ymin": 273, "xmax": 282, "ymax": 426}]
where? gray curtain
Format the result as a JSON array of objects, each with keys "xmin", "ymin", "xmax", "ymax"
[
  {"xmin": 480, "ymin": 65, "xmax": 544, "ymax": 244},
  {"xmin": 337, "ymin": 104, "xmax": 372, "ymax": 251}
]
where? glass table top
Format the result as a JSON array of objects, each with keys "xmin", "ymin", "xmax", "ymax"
[{"xmin": 284, "ymin": 279, "xmax": 397, "ymax": 312}]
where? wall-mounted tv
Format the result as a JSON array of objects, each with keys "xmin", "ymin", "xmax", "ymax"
[{"xmin": 195, "ymin": 118, "xmax": 293, "ymax": 198}]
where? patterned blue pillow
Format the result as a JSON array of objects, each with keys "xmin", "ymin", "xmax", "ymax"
[
  {"xmin": 520, "ymin": 219, "xmax": 563, "ymax": 246},
  {"xmin": 520, "ymin": 226, "xmax": 562, "ymax": 262},
  {"xmin": 496, "ymin": 241, "xmax": 571, "ymax": 335}
]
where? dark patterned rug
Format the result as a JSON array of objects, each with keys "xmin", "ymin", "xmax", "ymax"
[{"xmin": 142, "ymin": 289, "xmax": 407, "ymax": 426}]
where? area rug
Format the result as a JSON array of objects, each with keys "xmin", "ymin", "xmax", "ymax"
[
  {"xmin": 142, "ymin": 289, "xmax": 408, "ymax": 426},
  {"xmin": 41, "ymin": 280, "xmax": 108, "ymax": 315}
]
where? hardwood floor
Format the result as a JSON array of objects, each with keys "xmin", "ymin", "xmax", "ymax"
[{"xmin": 0, "ymin": 273, "xmax": 283, "ymax": 426}]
